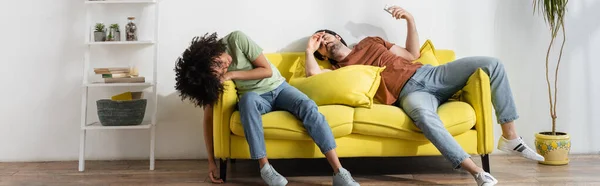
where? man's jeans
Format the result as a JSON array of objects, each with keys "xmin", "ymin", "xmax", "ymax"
[
  {"xmin": 398, "ymin": 56, "xmax": 519, "ymax": 168},
  {"xmin": 238, "ymin": 81, "xmax": 337, "ymax": 159}
]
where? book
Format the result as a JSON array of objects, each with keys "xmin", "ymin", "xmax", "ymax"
[
  {"xmin": 94, "ymin": 67, "xmax": 130, "ymax": 71},
  {"xmin": 94, "ymin": 67, "xmax": 131, "ymax": 74},
  {"xmin": 96, "ymin": 77, "xmax": 145, "ymax": 83},
  {"xmin": 101, "ymin": 73, "xmax": 130, "ymax": 78}
]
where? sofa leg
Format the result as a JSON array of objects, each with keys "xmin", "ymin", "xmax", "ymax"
[
  {"xmin": 481, "ymin": 154, "xmax": 490, "ymax": 173},
  {"xmin": 220, "ymin": 158, "xmax": 228, "ymax": 182}
]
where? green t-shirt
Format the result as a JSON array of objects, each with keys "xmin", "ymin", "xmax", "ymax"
[{"xmin": 221, "ymin": 31, "xmax": 285, "ymax": 96}]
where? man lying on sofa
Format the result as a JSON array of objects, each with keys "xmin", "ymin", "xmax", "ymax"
[
  {"xmin": 304, "ymin": 5, "xmax": 545, "ymax": 186},
  {"xmin": 174, "ymin": 31, "xmax": 360, "ymax": 186}
]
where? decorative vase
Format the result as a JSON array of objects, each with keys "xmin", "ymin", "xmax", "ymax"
[
  {"xmin": 108, "ymin": 28, "xmax": 120, "ymax": 41},
  {"xmin": 114, "ymin": 31, "xmax": 120, "ymax": 41},
  {"xmin": 107, "ymin": 31, "xmax": 114, "ymax": 41},
  {"xmin": 535, "ymin": 132, "xmax": 571, "ymax": 165},
  {"xmin": 125, "ymin": 17, "xmax": 138, "ymax": 41},
  {"xmin": 94, "ymin": 31, "xmax": 105, "ymax": 42}
]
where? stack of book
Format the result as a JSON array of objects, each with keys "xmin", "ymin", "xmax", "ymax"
[{"xmin": 93, "ymin": 67, "xmax": 145, "ymax": 83}]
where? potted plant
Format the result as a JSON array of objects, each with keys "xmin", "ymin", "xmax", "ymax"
[
  {"xmin": 94, "ymin": 23, "xmax": 106, "ymax": 42},
  {"xmin": 109, "ymin": 24, "xmax": 120, "ymax": 41},
  {"xmin": 533, "ymin": 0, "xmax": 571, "ymax": 165}
]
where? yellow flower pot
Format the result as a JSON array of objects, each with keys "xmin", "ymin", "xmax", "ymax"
[{"xmin": 534, "ymin": 132, "xmax": 570, "ymax": 165}]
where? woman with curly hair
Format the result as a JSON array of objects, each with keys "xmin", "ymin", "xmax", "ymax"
[{"xmin": 174, "ymin": 31, "xmax": 359, "ymax": 186}]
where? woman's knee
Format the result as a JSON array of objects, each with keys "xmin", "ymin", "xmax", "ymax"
[
  {"xmin": 295, "ymin": 99, "xmax": 319, "ymax": 114},
  {"xmin": 238, "ymin": 92, "xmax": 261, "ymax": 107}
]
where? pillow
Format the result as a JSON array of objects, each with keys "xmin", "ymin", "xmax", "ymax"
[
  {"xmin": 420, "ymin": 39, "xmax": 437, "ymax": 53},
  {"xmin": 414, "ymin": 50, "xmax": 440, "ymax": 66},
  {"xmin": 289, "ymin": 55, "xmax": 332, "ymax": 82},
  {"xmin": 289, "ymin": 65, "xmax": 385, "ymax": 108},
  {"xmin": 412, "ymin": 39, "xmax": 440, "ymax": 66}
]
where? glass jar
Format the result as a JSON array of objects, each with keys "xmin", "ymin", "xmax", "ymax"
[{"xmin": 125, "ymin": 17, "xmax": 138, "ymax": 41}]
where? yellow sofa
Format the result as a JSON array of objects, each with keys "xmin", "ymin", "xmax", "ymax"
[{"xmin": 212, "ymin": 50, "xmax": 494, "ymax": 180}]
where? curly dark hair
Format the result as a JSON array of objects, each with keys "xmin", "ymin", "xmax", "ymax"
[
  {"xmin": 174, "ymin": 32, "xmax": 227, "ymax": 107},
  {"xmin": 313, "ymin": 29, "xmax": 347, "ymax": 66}
]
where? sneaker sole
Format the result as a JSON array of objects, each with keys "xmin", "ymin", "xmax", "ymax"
[
  {"xmin": 274, "ymin": 179, "xmax": 288, "ymax": 186},
  {"xmin": 498, "ymin": 147, "xmax": 544, "ymax": 161},
  {"xmin": 483, "ymin": 179, "xmax": 498, "ymax": 186}
]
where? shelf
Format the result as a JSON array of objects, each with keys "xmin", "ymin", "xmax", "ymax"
[
  {"xmin": 84, "ymin": 82, "xmax": 154, "ymax": 87},
  {"xmin": 85, "ymin": 0, "xmax": 156, "ymax": 4},
  {"xmin": 87, "ymin": 41, "xmax": 155, "ymax": 45},
  {"xmin": 80, "ymin": 0, "xmax": 159, "ymax": 172},
  {"xmin": 84, "ymin": 121, "xmax": 152, "ymax": 130}
]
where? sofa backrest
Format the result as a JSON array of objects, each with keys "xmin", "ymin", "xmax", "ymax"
[
  {"xmin": 434, "ymin": 50, "xmax": 456, "ymax": 65},
  {"xmin": 264, "ymin": 52, "xmax": 331, "ymax": 82},
  {"xmin": 264, "ymin": 49, "xmax": 455, "ymax": 82}
]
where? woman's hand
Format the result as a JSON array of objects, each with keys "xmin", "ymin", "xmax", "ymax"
[
  {"xmin": 208, "ymin": 161, "xmax": 224, "ymax": 184},
  {"xmin": 221, "ymin": 71, "xmax": 235, "ymax": 82}
]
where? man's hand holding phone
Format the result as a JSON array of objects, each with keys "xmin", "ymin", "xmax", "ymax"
[{"xmin": 384, "ymin": 5, "xmax": 414, "ymax": 21}]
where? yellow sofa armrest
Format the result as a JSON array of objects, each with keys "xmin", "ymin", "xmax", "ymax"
[
  {"xmin": 459, "ymin": 69, "xmax": 494, "ymax": 155},
  {"xmin": 212, "ymin": 81, "xmax": 237, "ymax": 158},
  {"xmin": 435, "ymin": 50, "xmax": 456, "ymax": 65}
]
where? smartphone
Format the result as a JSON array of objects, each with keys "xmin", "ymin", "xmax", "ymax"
[{"xmin": 384, "ymin": 5, "xmax": 393, "ymax": 15}]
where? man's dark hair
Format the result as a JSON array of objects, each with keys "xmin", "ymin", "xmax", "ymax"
[
  {"xmin": 313, "ymin": 29, "xmax": 347, "ymax": 65},
  {"xmin": 174, "ymin": 32, "xmax": 227, "ymax": 107}
]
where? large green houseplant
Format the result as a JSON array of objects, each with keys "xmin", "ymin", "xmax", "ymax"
[{"xmin": 533, "ymin": 0, "xmax": 571, "ymax": 165}]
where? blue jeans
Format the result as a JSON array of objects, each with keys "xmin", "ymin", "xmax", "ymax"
[
  {"xmin": 398, "ymin": 56, "xmax": 518, "ymax": 169},
  {"xmin": 238, "ymin": 81, "xmax": 337, "ymax": 159}
]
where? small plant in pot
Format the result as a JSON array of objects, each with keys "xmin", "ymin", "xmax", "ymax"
[
  {"xmin": 108, "ymin": 24, "xmax": 120, "ymax": 41},
  {"xmin": 94, "ymin": 23, "xmax": 106, "ymax": 42},
  {"xmin": 533, "ymin": 0, "xmax": 571, "ymax": 165}
]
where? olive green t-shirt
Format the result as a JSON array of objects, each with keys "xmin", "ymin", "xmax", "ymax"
[{"xmin": 221, "ymin": 31, "xmax": 285, "ymax": 96}]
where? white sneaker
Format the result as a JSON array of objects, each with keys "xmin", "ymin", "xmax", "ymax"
[
  {"xmin": 260, "ymin": 163, "xmax": 288, "ymax": 186},
  {"xmin": 474, "ymin": 172, "xmax": 498, "ymax": 186},
  {"xmin": 497, "ymin": 136, "xmax": 545, "ymax": 161},
  {"xmin": 332, "ymin": 167, "xmax": 360, "ymax": 186}
]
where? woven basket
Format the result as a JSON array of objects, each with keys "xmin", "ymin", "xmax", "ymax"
[{"xmin": 96, "ymin": 99, "xmax": 147, "ymax": 126}]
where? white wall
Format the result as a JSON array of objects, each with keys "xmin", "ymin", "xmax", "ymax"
[
  {"xmin": 492, "ymin": 0, "xmax": 600, "ymax": 154},
  {"xmin": 0, "ymin": 1, "xmax": 87, "ymax": 161},
  {"xmin": 0, "ymin": 0, "xmax": 597, "ymax": 162}
]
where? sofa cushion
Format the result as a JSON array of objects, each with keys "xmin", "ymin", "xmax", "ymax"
[
  {"xmin": 230, "ymin": 105, "xmax": 354, "ymax": 140},
  {"xmin": 353, "ymin": 101, "xmax": 476, "ymax": 141},
  {"xmin": 290, "ymin": 65, "xmax": 385, "ymax": 108},
  {"xmin": 288, "ymin": 54, "xmax": 332, "ymax": 82},
  {"xmin": 411, "ymin": 39, "xmax": 440, "ymax": 66}
]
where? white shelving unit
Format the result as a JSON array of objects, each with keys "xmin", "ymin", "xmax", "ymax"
[
  {"xmin": 80, "ymin": 0, "xmax": 159, "ymax": 171},
  {"xmin": 87, "ymin": 40, "xmax": 155, "ymax": 45},
  {"xmin": 84, "ymin": 82, "xmax": 154, "ymax": 87},
  {"xmin": 85, "ymin": 1, "xmax": 157, "ymax": 4},
  {"xmin": 85, "ymin": 121, "xmax": 153, "ymax": 130}
]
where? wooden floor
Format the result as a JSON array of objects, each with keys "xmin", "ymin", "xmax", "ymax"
[{"xmin": 1, "ymin": 155, "xmax": 599, "ymax": 186}]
